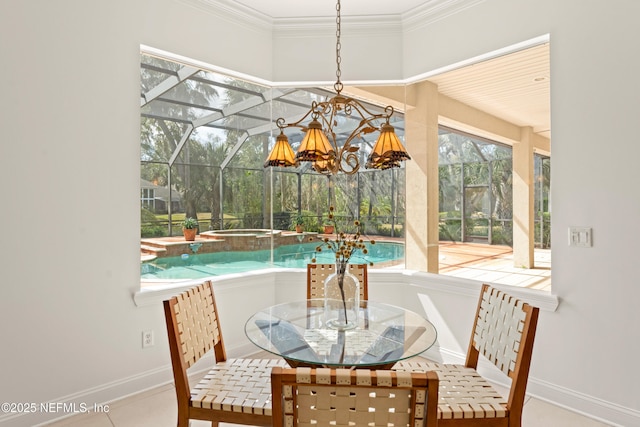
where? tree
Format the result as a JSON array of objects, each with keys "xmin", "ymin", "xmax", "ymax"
[{"xmin": 140, "ymin": 55, "xmax": 220, "ymax": 223}]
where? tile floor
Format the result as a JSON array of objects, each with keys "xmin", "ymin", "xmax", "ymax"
[
  {"xmin": 43, "ymin": 388, "xmax": 613, "ymax": 427},
  {"xmin": 44, "ymin": 357, "xmax": 610, "ymax": 427}
]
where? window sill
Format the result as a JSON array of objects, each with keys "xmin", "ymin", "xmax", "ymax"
[{"xmin": 134, "ymin": 268, "xmax": 558, "ymax": 312}]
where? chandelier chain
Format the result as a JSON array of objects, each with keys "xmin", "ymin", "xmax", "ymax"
[
  {"xmin": 334, "ymin": 0, "xmax": 342, "ymax": 94},
  {"xmin": 264, "ymin": 0, "xmax": 411, "ymax": 173}
]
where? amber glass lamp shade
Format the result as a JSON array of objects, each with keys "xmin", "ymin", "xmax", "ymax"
[
  {"xmin": 312, "ymin": 157, "xmax": 333, "ymax": 173},
  {"xmin": 366, "ymin": 123, "xmax": 411, "ymax": 170},
  {"xmin": 295, "ymin": 119, "xmax": 335, "ymax": 162},
  {"xmin": 264, "ymin": 132, "xmax": 298, "ymax": 168}
]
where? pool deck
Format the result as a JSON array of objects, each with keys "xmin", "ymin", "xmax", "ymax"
[
  {"xmin": 360, "ymin": 238, "xmax": 551, "ymax": 292},
  {"xmin": 438, "ymin": 241, "xmax": 551, "ymax": 292},
  {"xmin": 140, "ymin": 234, "xmax": 551, "ymax": 292},
  {"xmin": 141, "ymin": 231, "xmax": 319, "ymax": 260}
]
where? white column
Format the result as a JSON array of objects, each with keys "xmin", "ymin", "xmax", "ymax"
[
  {"xmin": 405, "ymin": 81, "xmax": 439, "ymax": 272},
  {"xmin": 513, "ymin": 126, "xmax": 535, "ymax": 268}
]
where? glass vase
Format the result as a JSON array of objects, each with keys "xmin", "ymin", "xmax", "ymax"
[{"xmin": 324, "ymin": 262, "xmax": 360, "ymax": 330}]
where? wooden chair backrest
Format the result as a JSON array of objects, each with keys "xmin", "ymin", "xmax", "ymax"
[
  {"xmin": 163, "ymin": 281, "xmax": 227, "ymax": 406},
  {"xmin": 271, "ymin": 367, "xmax": 438, "ymax": 427},
  {"xmin": 466, "ymin": 283, "xmax": 539, "ymax": 418},
  {"xmin": 306, "ymin": 263, "xmax": 368, "ymax": 302}
]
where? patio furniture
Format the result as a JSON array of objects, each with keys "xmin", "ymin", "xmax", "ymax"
[
  {"xmin": 394, "ymin": 283, "xmax": 539, "ymax": 426},
  {"xmin": 271, "ymin": 367, "xmax": 439, "ymax": 427},
  {"xmin": 163, "ymin": 280, "xmax": 288, "ymax": 427},
  {"xmin": 307, "ymin": 263, "xmax": 368, "ymax": 304}
]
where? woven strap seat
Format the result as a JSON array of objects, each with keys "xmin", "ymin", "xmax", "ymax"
[
  {"xmin": 394, "ymin": 284, "xmax": 539, "ymax": 427},
  {"xmin": 191, "ymin": 358, "xmax": 289, "ymax": 415},
  {"xmin": 393, "ymin": 361, "xmax": 508, "ymax": 420},
  {"xmin": 164, "ymin": 280, "xmax": 292, "ymax": 426}
]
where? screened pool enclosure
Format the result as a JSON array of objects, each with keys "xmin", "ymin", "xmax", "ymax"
[
  {"xmin": 438, "ymin": 128, "xmax": 550, "ymax": 248},
  {"xmin": 140, "ymin": 53, "xmax": 551, "ymax": 251},
  {"xmin": 140, "ymin": 54, "xmax": 407, "ymax": 239}
]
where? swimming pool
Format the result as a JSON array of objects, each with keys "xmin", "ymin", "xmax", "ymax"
[{"xmin": 141, "ymin": 241, "xmax": 404, "ymax": 280}]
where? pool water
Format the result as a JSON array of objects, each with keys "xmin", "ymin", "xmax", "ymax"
[{"xmin": 141, "ymin": 241, "xmax": 404, "ymax": 280}]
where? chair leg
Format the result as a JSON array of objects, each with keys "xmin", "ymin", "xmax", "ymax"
[
  {"xmin": 210, "ymin": 422, "xmax": 218, "ymax": 427},
  {"xmin": 176, "ymin": 412, "xmax": 189, "ymax": 427}
]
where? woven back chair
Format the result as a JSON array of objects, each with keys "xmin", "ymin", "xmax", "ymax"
[
  {"xmin": 163, "ymin": 280, "xmax": 288, "ymax": 427},
  {"xmin": 271, "ymin": 367, "xmax": 439, "ymax": 427},
  {"xmin": 307, "ymin": 263, "xmax": 368, "ymax": 304},
  {"xmin": 395, "ymin": 284, "xmax": 539, "ymax": 427}
]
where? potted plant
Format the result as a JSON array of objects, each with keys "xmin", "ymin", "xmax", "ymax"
[
  {"xmin": 182, "ymin": 217, "xmax": 198, "ymax": 241},
  {"xmin": 322, "ymin": 214, "xmax": 335, "ymax": 234},
  {"xmin": 293, "ymin": 213, "xmax": 304, "ymax": 233}
]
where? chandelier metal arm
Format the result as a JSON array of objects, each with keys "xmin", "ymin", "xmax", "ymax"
[
  {"xmin": 344, "ymin": 99, "xmax": 395, "ymax": 126},
  {"xmin": 275, "ymin": 101, "xmax": 321, "ymax": 132}
]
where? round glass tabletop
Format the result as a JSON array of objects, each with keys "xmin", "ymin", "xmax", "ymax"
[{"xmin": 245, "ymin": 299, "xmax": 437, "ymax": 369}]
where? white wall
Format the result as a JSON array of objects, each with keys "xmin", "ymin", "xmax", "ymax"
[
  {"xmin": 550, "ymin": 1, "xmax": 640, "ymax": 413},
  {"xmin": 272, "ymin": 19, "xmax": 404, "ymax": 83},
  {"xmin": 404, "ymin": 0, "xmax": 640, "ymax": 422},
  {"xmin": 1, "ymin": 0, "xmax": 639, "ymax": 426},
  {"xmin": 0, "ymin": 1, "xmax": 272, "ymax": 426}
]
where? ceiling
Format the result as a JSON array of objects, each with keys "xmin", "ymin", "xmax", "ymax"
[
  {"xmin": 225, "ymin": 0, "xmax": 550, "ymax": 144},
  {"xmin": 429, "ymin": 43, "xmax": 550, "ymax": 140}
]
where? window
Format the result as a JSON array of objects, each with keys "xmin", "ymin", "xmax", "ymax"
[
  {"xmin": 141, "ymin": 188, "xmax": 155, "ymax": 211},
  {"xmin": 138, "ymin": 48, "xmax": 551, "ymax": 293},
  {"xmin": 139, "ymin": 53, "xmax": 407, "ymax": 283}
]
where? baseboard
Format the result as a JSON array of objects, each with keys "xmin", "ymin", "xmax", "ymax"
[
  {"xmin": 0, "ymin": 364, "xmax": 174, "ymax": 427},
  {"xmin": 423, "ymin": 346, "xmax": 638, "ymax": 427},
  {"xmin": 525, "ymin": 377, "xmax": 640, "ymax": 427},
  {"xmin": 0, "ymin": 341, "xmax": 270, "ymax": 427},
  {"xmin": 4, "ymin": 346, "xmax": 635, "ymax": 426}
]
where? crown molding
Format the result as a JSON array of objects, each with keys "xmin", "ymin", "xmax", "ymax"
[
  {"xmin": 176, "ymin": 0, "xmax": 273, "ymax": 32},
  {"xmin": 179, "ymin": 0, "xmax": 485, "ymax": 35},
  {"xmin": 402, "ymin": 0, "xmax": 486, "ymax": 31},
  {"xmin": 273, "ymin": 15, "xmax": 403, "ymax": 38}
]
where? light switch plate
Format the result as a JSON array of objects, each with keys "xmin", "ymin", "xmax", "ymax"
[{"xmin": 568, "ymin": 226, "xmax": 592, "ymax": 247}]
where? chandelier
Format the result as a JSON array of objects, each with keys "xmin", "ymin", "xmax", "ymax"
[{"xmin": 263, "ymin": 0, "xmax": 411, "ymax": 175}]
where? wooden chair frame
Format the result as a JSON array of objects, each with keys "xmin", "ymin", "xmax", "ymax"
[
  {"xmin": 395, "ymin": 284, "xmax": 539, "ymax": 427},
  {"xmin": 271, "ymin": 367, "xmax": 439, "ymax": 427},
  {"xmin": 163, "ymin": 280, "xmax": 287, "ymax": 427}
]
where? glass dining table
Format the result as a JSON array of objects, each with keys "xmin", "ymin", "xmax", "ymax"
[{"xmin": 244, "ymin": 299, "xmax": 437, "ymax": 369}]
